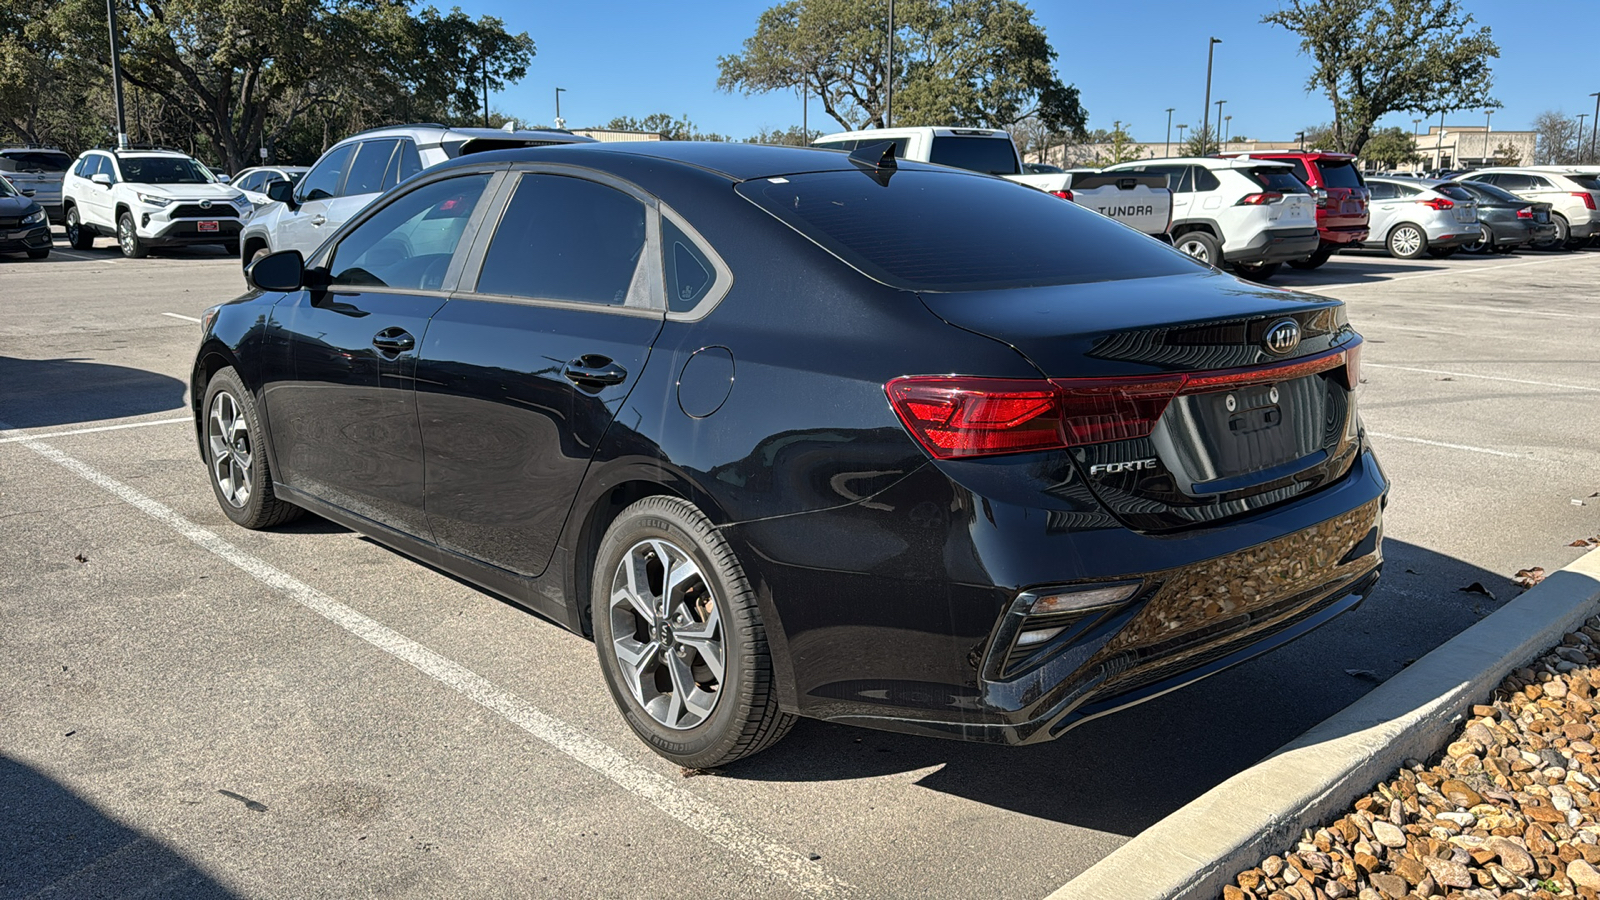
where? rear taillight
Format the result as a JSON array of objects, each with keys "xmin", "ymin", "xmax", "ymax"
[
  {"xmin": 887, "ymin": 342, "xmax": 1362, "ymax": 459},
  {"xmin": 1516, "ymin": 207, "xmax": 1534, "ymax": 219},
  {"xmin": 1420, "ymin": 197, "xmax": 1454, "ymax": 210},
  {"xmin": 1238, "ymin": 192, "xmax": 1282, "ymax": 205},
  {"xmin": 1050, "ymin": 189, "xmax": 1074, "ymax": 201},
  {"xmin": 1575, "ymin": 192, "xmax": 1598, "ymax": 210}
]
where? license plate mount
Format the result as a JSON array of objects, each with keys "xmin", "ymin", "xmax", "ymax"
[{"xmin": 198, "ymin": 220, "xmax": 219, "ymax": 233}]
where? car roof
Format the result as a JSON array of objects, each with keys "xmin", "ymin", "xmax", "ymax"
[
  {"xmin": 1108, "ymin": 156, "xmax": 1294, "ymax": 171},
  {"xmin": 813, "ymin": 126, "xmax": 1011, "ymax": 141},
  {"xmin": 438, "ymin": 140, "xmax": 952, "ymax": 182},
  {"xmin": 329, "ymin": 123, "xmax": 596, "ymax": 149},
  {"xmin": 1217, "ymin": 151, "xmax": 1358, "ymax": 162}
]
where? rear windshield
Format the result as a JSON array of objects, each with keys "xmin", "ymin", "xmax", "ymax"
[
  {"xmin": 1435, "ymin": 184, "xmax": 1475, "ymax": 201},
  {"xmin": 1566, "ymin": 174, "xmax": 1600, "ymax": 191},
  {"xmin": 1247, "ymin": 168, "xmax": 1310, "ymax": 193},
  {"xmin": 0, "ymin": 151, "xmax": 71, "ymax": 172},
  {"xmin": 736, "ymin": 169, "xmax": 1196, "ymax": 292},
  {"xmin": 1455, "ymin": 181, "xmax": 1523, "ymax": 204},
  {"xmin": 928, "ymin": 136, "xmax": 1020, "ymax": 176},
  {"xmin": 1317, "ymin": 160, "xmax": 1364, "ymax": 189}
]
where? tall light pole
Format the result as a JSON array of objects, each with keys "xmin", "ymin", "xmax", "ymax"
[
  {"xmin": 1201, "ymin": 37, "xmax": 1221, "ymax": 157},
  {"xmin": 885, "ymin": 0, "xmax": 894, "ymax": 128},
  {"xmin": 554, "ymin": 87, "xmax": 566, "ymax": 130},
  {"xmin": 1176, "ymin": 123, "xmax": 1188, "ymax": 152},
  {"xmin": 1481, "ymin": 108, "xmax": 1493, "ymax": 164},
  {"xmin": 1436, "ymin": 108, "xmax": 1446, "ymax": 171},
  {"xmin": 1164, "ymin": 107, "xmax": 1175, "ymax": 157},
  {"xmin": 1412, "ymin": 118, "xmax": 1423, "ymax": 172},
  {"xmin": 481, "ymin": 56, "xmax": 490, "ymax": 128},
  {"xmin": 106, "ymin": 0, "xmax": 129, "ymax": 148},
  {"xmin": 1295, "ymin": 130, "xmax": 1305, "ymax": 151},
  {"xmin": 1224, "ymin": 114, "xmax": 1232, "ymax": 147},
  {"xmin": 1580, "ymin": 114, "xmax": 1591, "ymax": 163},
  {"xmin": 1213, "ymin": 99, "xmax": 1226, "ymax": 153},
  {"xmin": 1590, "ymin": 91, "xmax": 1600, "ymax": 161}
]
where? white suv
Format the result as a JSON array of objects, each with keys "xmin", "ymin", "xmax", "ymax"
[
  {"xmin": 1103, "ymin": 157, "xmax": 1317, "ymax": 280},
  {"xmin": 240, "ymin": 123, "xmax": 594, "ymax": 267},
  {"xmin": 1456, "ymin": 167, "xmax": 1600, "ymax": 249},
  {"xmin": 62, "ymin": 149, "xmax": 250, "ymax": 257}
]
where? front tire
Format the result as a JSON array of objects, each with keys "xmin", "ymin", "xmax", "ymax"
[
  {"xmin": 202, "ymin": 367, "xmax": 302, "ymax": 529},
  {"xmin": 65, "ymin": 206, "xmax": 94, "ymax": 250},
  {"xmin": 1172, "ymin": 231, "xmax": 1222, "ymax": 268},
  {"xmin": 1386, "ymin": 223, "xmax": 1428, "ymax": 259},
  {"xmin": 117, "ymin": 211, "xmax": 147, "ymax": 259},
  {"xmin": 27, "ymin": 248, "xmax": 48, "ymax": 259},
  {"xmin": 592, "ymin": 496, "xmax": 795, "ymax": 768}
]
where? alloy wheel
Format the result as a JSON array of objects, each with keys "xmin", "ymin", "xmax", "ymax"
[
  {"xmin": 1175, "ymin": 237, "xmax": 1211, "ymax": 263},
  {"xmin": 119, "ymin": 219, "xmax": 135, "ymax": 255},
  {"xmin": 608, "ymin": 538, "xmax": 724, "ymax": 730},
  {"xmin": 207, "ymin": 391, "xmax": 253, "ymax": 508},
  {"xmin": 1462, "ymin": 225, "xmax": 1491, "ymax": 254},
  {"xmin": 1391, "ymin": 226, "xmax": 1423, "ymax": 258}
]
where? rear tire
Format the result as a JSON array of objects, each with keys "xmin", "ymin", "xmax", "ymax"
[
  {"xmin": 1287, "ymin": 245, "xmax": 1334, "ymax": 270},
  {"xmin": 1460, "ymin": 225, "xmax": 1494, "ymax": 255},
  {"xmin": 1426, "ymin": 247, "xmax": 1458, "ymax": 259},
  {"xmin": 1535, "ymin": 215, "xmax": 1569, "ymax": 251},
  {"xmin": 117, "ymin": 211, "xmax": 147, "ymax": 259},
  {"xmin": 592, "ymin": 496, "xmax": 796, "ymax": 768},
  {"xmin": 1172, "ymin": 231, "xmax": 1222, "ymax": 268},
  {"xmin": 202, "ymin": 367, "xmax": 303, "ymax": 529},
  {"xmin": 1386, "ymin": 223, "xmax": 1428, "ymax": 259},
  {"xmin": 65, "ymin": 206, "xmax": 94, "ymax": 250},
  {"xmin": 1232, "ymin": 261, "xmax": 1281, "ymax": 281}
]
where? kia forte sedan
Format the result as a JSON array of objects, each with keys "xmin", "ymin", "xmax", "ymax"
[{"xmin": 192, "ymin": 141, "xmax": 1385, "ymax": 767}]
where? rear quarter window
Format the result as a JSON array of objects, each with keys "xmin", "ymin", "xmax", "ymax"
[
  {"xmin": 1316, "ymin": 160, "xmax": 1364, "ymax": 189},
  {"xmin": 736, "ymin": 169, "xmax": 1196, "ymax": 292},
  {"xmin": 1566, "ymin": 174, "xmax": 1600, "ymax": 191},
  {"xmin": 1247, "ymin": 168, "xmax": 1309, "ymax": 193}
]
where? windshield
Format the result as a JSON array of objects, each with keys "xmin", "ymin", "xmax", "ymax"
[
  {"xmin": 0, "ymin": 151, "xmax": 71, "ymax": 172},
  {"xmin": 118, "ymin": 156, "xmax": 216, "ymax": 185},
  {"xmin": 737, "ymin": 168, "xmax": 1195, "ymax": 292},
  {"xmin": 0, "ymin": 176, "xmax": 16, "ymax": 197},
  {"xmin": 1566, "ymin": 174, "xmax": 1600, "ymax": 191},
  {"xmin": 928, "ymin": 136, "xmax": 1021, "ymax": 176},
  {"xmin": 1317, "ymin": 160, "xmax": 1364, "ymax": 189}
]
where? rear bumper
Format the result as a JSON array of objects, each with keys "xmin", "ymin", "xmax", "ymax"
[
  {"xmin": 1225, "ymin": 226, "xmax": 1321, "ymax": 265},
  {"xmin": 1317, "ymin": 224, "xmax": 1369, "ymax": 247},
  {"xmin": 727, "ymin": 445, "xmax": 1390, "ymax": 744},
  {"xmin": 1570, "ymin": 218, "xmax": 1600, "ymax": 239}
]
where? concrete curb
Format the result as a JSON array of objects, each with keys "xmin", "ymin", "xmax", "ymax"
[{"xmin": 1048, "ymin": 546, "xmax": 1600, "ymax": 900}]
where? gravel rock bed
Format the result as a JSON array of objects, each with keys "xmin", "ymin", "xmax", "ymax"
[{"xmin": 1224, "ymin": 616, "xmax": 1600, "ymax": 900}]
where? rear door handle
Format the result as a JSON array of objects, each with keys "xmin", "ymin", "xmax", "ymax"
[
  {"xmin": 562, "ymin": 355, "xmax": 627, "ymax": 389},
  {"xmin": 311, "ymin": 214, "xmax": 327, "ymax": 226},
  {"xmin": 372, "ymin": 327, "xmax": 415, "ymax": 354}
]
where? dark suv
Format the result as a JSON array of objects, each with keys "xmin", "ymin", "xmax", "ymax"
[{"xmin": 1221, "ymin": 151, "xmax": 1370, "ymax": 269}]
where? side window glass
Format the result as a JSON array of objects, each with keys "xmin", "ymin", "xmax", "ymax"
[
  {"xmin": 662, "ymin": 218, "xmax": 716, "ymax": 313},
  {"xmin": 475, "ymin": 174, "xmax": 648, "ymax": 306},
  {"xmin": 387, "ymin": 140, "xmax": 423, "ymax": 189},
  {"xmin": 327, "ymin": 174, "xmax": 492, "ymax": 292},
  {"xmin": 1290, "ymin": 160, "xmax": 1311, "ymax": 184},
  {"xmin": 237, "ymin": 172, "xmax": 262, "ymax": 193},
  {"xmin": 73, "ymin": 157, "xmax": 89, "ymax": 177},
  {"xmin": 101, "ymin": 157, "xmax": 119, "ymax": 183},
  {"xmin": 1391, "ymin": 182, "xmax": 1421, "ymax": 198},
  {"xmin": 1366, "ymin": 181, "xmax": 1394, "ymax": 201},
  {"xmin": 1192, "ymin": 167, "xmax": 1221, "ymax": 191},
  {"xmin": 298, "ymin": 143, "xmax": 357, "ymax": 202},
  {"xmin": 1172, "ymin": 166, "xmax": 1193, "ymax": 193},
  {"xmin": 1528, "ymin": 176, "xmax": 1555, "ymax": 190},
  {"xmin": 342, "ymin": 139, "xmax": 398, "ymax": 197},
  {"xmin": 1496, "ymin": 174, "xmax": 1527, "ymax": 191}
]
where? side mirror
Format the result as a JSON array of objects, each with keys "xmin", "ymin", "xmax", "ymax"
[
  {"xmin": 247, "ymin": 249, "xmax": 307, "ymax": 292},
  {"xmin": 20, "ymin": 188, "xmax": 34, "ymax": 197},
  {"xmin": 91, "ymin": 173, "xmax": 112, "ymax": 186},
  {"xmin": 266, "ymin": 179, "xmax": 294, "ymax": 204},
  {"xmin": 216, "ymin": 174, "xmax": 231, "ymax": 183}
]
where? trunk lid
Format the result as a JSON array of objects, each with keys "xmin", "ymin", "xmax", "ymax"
[{"xmin": 917, "ymin": 271, "xmax": 1363, "ymax": 532}]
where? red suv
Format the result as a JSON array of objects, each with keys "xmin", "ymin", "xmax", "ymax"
[{"xmin": 1219, "ymin": 151, "xmax": 1369, "ymax": 269}]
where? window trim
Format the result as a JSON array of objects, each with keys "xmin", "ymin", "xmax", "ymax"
[{"xmin": 310, "ymin": 165, "xmax": 509, "ymax": 299}]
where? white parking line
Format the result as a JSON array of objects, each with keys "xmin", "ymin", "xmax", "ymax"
[
  {"xmin": 0, "ymin": 416, "xmax": 191, "ymax": 445},
  {"xmin": 0, "ymin": 419, "xmax": 850, "ymax": 899},
  {"xmin": 1365, "ymin": 363, "xmax": 1600, "ymax": 393},
  {"xmin": 1315, "ymin": 253, "xmax": 1597, "ymax": 289},
  {"xmin": 162, "ymin": 312, "xmax": 202, "ymax": 323},
  {"xmin": 1366, "ymin": 431, "xmax": 1531, "ymax": 459},
  {"xmin": 1369, "ymin": 302, "xmax": 1600, "ymax": 322}
]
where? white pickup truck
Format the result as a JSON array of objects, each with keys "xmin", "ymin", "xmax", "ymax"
[{"xmin": 812, "ymin": 126, "xmax": 1171, "ymax": 237}]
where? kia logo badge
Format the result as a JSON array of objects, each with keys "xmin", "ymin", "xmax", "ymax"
[{"xmin": 1263, "ymin": 319, "xmax": 1301, "ymax": 355}]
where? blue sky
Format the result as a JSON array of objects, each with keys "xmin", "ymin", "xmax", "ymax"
[{"xmin": 466, "ymin": 1, "xmax": 1582, "ymax": 141}]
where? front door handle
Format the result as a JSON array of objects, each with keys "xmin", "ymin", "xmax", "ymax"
[
  {"xmin": 562, "ymin": 355, "xmax": 627, "ymax": 389},
  {"xmin": 311, "ymin": 214, "xmax": 327, "ymax": 226},
  {"xmin": 372, "ymin": 327, "xmax": 415, "ymax": 354}
]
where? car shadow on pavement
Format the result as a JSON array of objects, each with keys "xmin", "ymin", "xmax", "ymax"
[
  {"xmin": 722, "ymin": 538, "xmax": 1517, "ymax": 838},
  {"xmin": 1271, "ymin": 255, "xmax": 1450, "ymax": 287},
  {"xmin": 0, "ymin": 756, "xmax": 238, "ymax": 898},
  {"xmin": 0, "ymin": 356, "xmax": 186, "ymax": 429}
]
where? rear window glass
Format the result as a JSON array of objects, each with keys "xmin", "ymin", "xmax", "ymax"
[
  {"xmin": 928, "ymin": 137, "xmax": 1020, "ymax": 176},
  {"xmin": 1566, "ymin": 174, "xmax": 1600, "ymax": 191},
  {"xmin": 736, "ymin": 169, "xmax": 1196, "ymax": 292},
  {"xmin": 1317, "ymin": 160, "xmax": 1364, "ymax": 189},
  {"xmin": 0, "ymin": 151, "xmax": 71, "ymax": 172},
  {"xmin": 1456, "ymin": 181, "xmax": 1522, "ymax": 203},
  {"xmin": 1435, "ymin": 185, "xmax": 1474, "ymax": 201},
  {"xmin": 1247, "ymin": 168, "xmax": 1309, "ymax": 193}
]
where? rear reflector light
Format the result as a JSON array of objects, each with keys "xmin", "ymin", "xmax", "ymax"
[
  {"xmin": 1051, "ymin": 189, "xmax": 1074, "ymax": 201},
  {"xmin": 1516, "ymin": 207, "xmax": 1534, "ymax": 219},
  {"xmin": 1420, "ymin": 197, "xmax": 1454, "ymax": 210},
  {"xmin": 887, "ymin": 341, "xmax": 1361, "ymax": 459},
  {"xmin": 1238, "ymin": 192, "xmax": 1282, "ymax": 205},
  {"xmin": 1576, "ymin": 192, "xmax": 1598, "ymax": 210}
]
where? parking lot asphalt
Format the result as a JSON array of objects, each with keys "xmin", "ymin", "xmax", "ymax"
[{"xmin": 3, "ymin": 237, "xmax": 1599, "ymax": 899}]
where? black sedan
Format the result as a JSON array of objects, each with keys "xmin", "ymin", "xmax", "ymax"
[
  {"xmin": 0, "ymin": 174, "xmax": 51, "ymax": 259},
  {"xmin": 1447, "ymin": 179, "xmax": 1558, "ymax": 254},
  {"xmin": 192, "ymin": 142, "xmax": 1386, "ymax": 767}
]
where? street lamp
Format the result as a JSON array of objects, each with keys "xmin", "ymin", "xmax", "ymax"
[
  {"xmin": 1176, "ymin": 123, "xmax": 1188, "ymax": 152},
  {"xmin": 1213, "ymin": 99, "xmax": 1226, "ymax": 153},
  {"xmin": 1580, "ymin": 113, "xmax": 1591, "ymax": 162},
  {"xmin": 1164, "ymin": 107, "xmax": 1175, "ymax": 157},
  {"xmin": 105, "ymin": 0, "xmax": 129, "ymax": 148},
  {"xmin": 554, "ymin": 87, "xmax": 567, "ymax": 129},
  {"xmin": 1295, "ymin": 130, "xmax": 1305, "ymax": 151},
  {"xmin": 1412, "ymin": 118, "xmax": 1422, "ymax": 172},
  {"xmin": 1223, "ymin": 114, "xmax": 1232, "ymax": 146},
  {"xmin": 1436, "ymin": 108, "xmax": 1446, "ymax": 171},
  {"xmin": 1482, "ymin": 108, "xmax": 1493, "ymax": 164},
  {"xmin": 1590, "ymin": 91, "xmax": 1600, "ymax": 162},
  {"xmin": 885, "ymin": 0, "xmax": 894, "ymax": 128},
  {"xmin": 1201, "ymin": 37, "xmax": 1221, "ymax": 157}
]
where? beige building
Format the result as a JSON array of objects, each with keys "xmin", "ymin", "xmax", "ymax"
[{"xmin": 570, "ymin": 129, "xmax": 664, "ymax": 143}]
